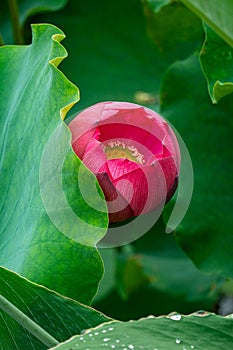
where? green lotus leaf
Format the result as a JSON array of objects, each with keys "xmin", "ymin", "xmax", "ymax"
[
  {"xmin": 161, "ymin": 53, "xmax": 233, "ymax": 278},
  {"xmin": 0, "ymin": 266, "xmax": 110, "ymax": 350},
  {"xmin": 200, "ymin": 24, "xmax": 233, "ymax": 103},
  {"xmin": 50, "ymin": 313, "xmax": 233, "ymax": 349},
  {"xmin": 0, "ymin": 23, "xmax": 108, "ymax": 304},
  {"xmin": 143, "ymin": 0, "xmax": 203, "ymax": 65},
  {"xmin": 181, "ymin": 0, "xmax": 233, "ymax": 47}
]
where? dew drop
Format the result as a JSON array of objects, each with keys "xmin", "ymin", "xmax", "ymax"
[
  {"xmin": 103, "ymin": 338, "xmax": 110, "ymax": 342},
  {"xmin": 175, "ymin": 339, "xmax": 181, "ymax": 344},
  {"xmin": 94, "ymin": 332, "xmax": 99, "ymax": 335},
  {"xmin": 128, "ymin": 346, "xmax": 135, "ymax": 349},
  {"xmin": 190, "ymin": 346, "xmax": 195, "ymax": 349},
  {"xmin": 169, "ymin": 313, "xmax": 182, "ymax": 321},
  {"xmin": 108, "ymin": 327, "xmax": 114, "ymax": 331},
  {"xmin": 102, "ymin": 329, "xmax": 107, "ymax": 333},
  {"xmin": 193, "ymin": 310, "xmax": 209, "ymax": 317}
]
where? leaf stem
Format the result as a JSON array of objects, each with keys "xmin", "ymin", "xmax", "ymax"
[
  {"xmin": 0, "ymin": 294, "xmax": 59, "ymax": 348},
  {"xmin": 8, "ymin": 0, "xmax": 24, "ymax": 44}
]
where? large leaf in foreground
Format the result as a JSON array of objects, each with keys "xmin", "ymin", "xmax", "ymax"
[
  {"xmin": 181, "ymin": 0, "xmax": 233, "ymax": 47},
  {"xmin": 50, "ymin": 313, "xmax": 233, "ymax": 349},
  {"xmin": 0, "ymin": 266, "xmax": 110, "ymax": 350},
  {"xmin": 161, "ymin": 53, "xmax": 233, "ymax": 278},
  {"xmin": 200, "ymin": 25, "xmax": 233, "ymax": 103},
  {"xmin": 0, "ymin": 24, "xmax": 108, "ymax": 303}
]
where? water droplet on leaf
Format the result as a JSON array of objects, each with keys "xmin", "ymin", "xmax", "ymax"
[{"xmin": 169, "ymin": 313, "xmax": 182, "ymax": 321}]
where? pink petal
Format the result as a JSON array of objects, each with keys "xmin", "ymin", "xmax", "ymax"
[
  {"xmin": 157, "ymin": 156, "xmax": 178, "ymax": 193},
  {"xmin": 111, "ymin": 162, "xmax": 167, "ymax": 216},
  {"xmin": 97, "ymin": 172, "xmax": 134, "ymax": 222},
  {"xmin": 97, "ymin": 123, "xmax": 163, "ymax": 155},
  {"xmin": 69, "ymin": 103, "xmax": 105, "ymax": 157},
  {"xmin": 68, "ymin": 101, "xmax": 181, "ymax": 223},
  {"xmin": 82, "ymin": 140, "xmax": 108, "ymax": 174},
  {"xmin": 104, "ymin": 159, "xmax": 140, "ymax": 180}
]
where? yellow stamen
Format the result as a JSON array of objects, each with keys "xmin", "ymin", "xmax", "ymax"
[{"xmin": 104, "ymin": 141, "xmax": 145, "ymax": 164}]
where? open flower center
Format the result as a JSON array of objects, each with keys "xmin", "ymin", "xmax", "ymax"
[{"xmin": 103, "ymin": 140, "xmax": 145, "ymax": 164}]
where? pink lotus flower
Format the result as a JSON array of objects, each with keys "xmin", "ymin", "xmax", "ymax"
[{"xmin": 69, "ymin": 101, "xmax": 180, "ymax": 222}]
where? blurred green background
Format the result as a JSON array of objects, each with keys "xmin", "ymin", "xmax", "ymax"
[{"xmin": 1, "ymin": 0, "xmax": 233, "ymax": 321}]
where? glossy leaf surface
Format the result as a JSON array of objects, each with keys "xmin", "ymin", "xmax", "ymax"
[
  {"xmin": 181, "ymin": 0, "xmax": 233, "ymax": 47},
  {"xmin": 50, "ymin": 313, "xmax": 233, "ymax": 350},
  {"xmin": 0, "ymin": 266, "xmax": 110, "ymax": 350},
  {"xmin": 0, "ymin": 23, "xmax": 108, "ymax": 303}
]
